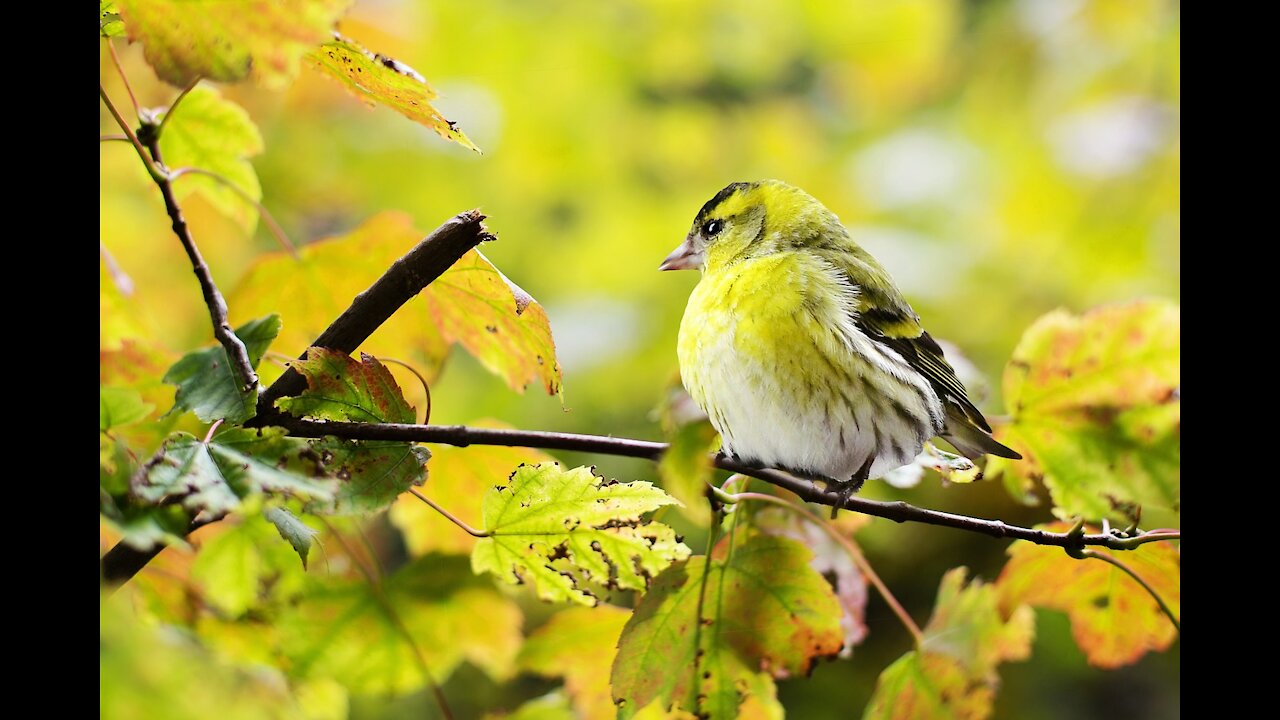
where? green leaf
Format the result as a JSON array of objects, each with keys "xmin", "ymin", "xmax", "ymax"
[
  {"xmin": 471, "ymin": 463, "xmax": 689, "ymax": 606},
  {"xmin": 518, "ymin": 605, "xmax": 632, "ymax": 719},
  {"xmin": 309, "ymin": 34, "xmax": 480, "ymax": 151},
  {"xmin": 988, "ymin": 300, "xmax": 1180, "ymax": 523},
  {"xmin": 101, "ymin": 385, "xmax": 154, "ymax": 431},
  {"xmin": 422, "ymin": 249, "xmax": 563, "ymax": 397},
  {"xmin": 612, "ymin": 534, "xmax": 842, "ymax": 719},
  {"xmin": 265, "ymin": 506, "xmax": 318, "ymax": 568},
  {"xmin": 277, "ymin": 347, "xmax": 430, "ymax": 514},
  {"xmin": 158, "ymin": 85, "xmax": 264, "ymax": 233},
  {"xmin": 190, "ymin": 512, "xmax": 311, "ymax": 616},
  {"xmin": 657, "ymin": 420, "xmax": 718, "ymax": 526},
  {"xmin": 229, "ymin": 212, "xmax": 451, "ymax": 387},
  {"xmin": 282, "ymin": 556, "xmax": 522, "ymax": 695},
  {"xmin": 997, "ymin": 522, "xmax": 1179, "ymax": 668},
  {"xmin": 100, "ymin": 2, "xmax": 125, "ymax": 37},
  {"xmin": 276, "ymin": 348, "xmax": 417, "ymax": 423},
  {"xmin": 163, "ymin": 314, "xmax": 280, "ymax": 424},
  {"xmin": 115, "ymin": 0, "xmax": 352, "ymax": 87},
  {"xmin": 101, "ymin": 595, "xmax": 301, "ymax": 719},
  {"xmin": 136, "ymin": 427, "xmax": 336, "ymax": 521},
  {"xmin": 391, "ymin": 426, "xmax": 556, "ymax": 555},
  {"xmin": 308, "ymin": 437, "xmax": 430, "ymax": 515},
  {"xmin": 864, "ymin": 568, "xmax": 1034, "ymax": 720}
]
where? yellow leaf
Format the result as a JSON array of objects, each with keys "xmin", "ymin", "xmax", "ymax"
[{"xmin": 518, "ymin": 605, "xmax": 632, "ymax": 720}]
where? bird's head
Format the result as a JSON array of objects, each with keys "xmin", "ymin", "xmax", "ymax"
[{"xmin": 659, "ymin": 179, "xmax": 846, "ymax": 273}]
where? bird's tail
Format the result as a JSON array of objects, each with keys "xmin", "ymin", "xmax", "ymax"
[{"xmin": 940, "ymin": 404, "xmax": 1022, "ymax": 461}]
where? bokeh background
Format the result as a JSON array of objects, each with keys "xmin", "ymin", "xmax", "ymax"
[{"xmin": 100, "ymin": 0, "xmax": 1179, "ymax": 717}]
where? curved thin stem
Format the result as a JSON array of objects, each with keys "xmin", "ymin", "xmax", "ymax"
[
  {"xmin": 105, "ymin": 40, "xmax": 141, "ymax": 117},
  {"xmin": 407, "ymin": 488, "xmax": 488, "ymax": 537},
  {"xmin": 378, "ymin": 357, "xmax": 433, "ymax": 424},
  {"xmin": 101, "ymin": 134, "xmax": 129, "ymax": 142},
  {"xmin": 156, "ymin": 77, "xmax": 201, "ymax": 139},
  {"xmin": 725, "ymin": 489, "xmax": 925, "ymax": 647},
  {"xmin": 1081, "ymin": 549, "xmax": 1180, "ymax": 633},
  {"xmin": 168, "ymin": 167, "xmax": 298, "ymax": 257}
]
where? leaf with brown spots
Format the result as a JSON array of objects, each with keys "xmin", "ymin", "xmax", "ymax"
[
  {"xmin": 471, "ymin": 463, "xmax": 688, "ymax": 606},
  {"xmin": 518, "ymin": 605, "xmax": 632, "ymax": 719},
  {"xmin": 309, "ymin": 34, "xmax": 479, "ymax": 151},
  {"xmin": 997, "ymin": 522, "xmax": 1179, "ymax": 668},
  {"xmin": 612, "ymin": 533, "xmax": 841, "ymax": 719},
  {"xmin": 987, "ymin": 300, "xmax": 1180, "ymax": 524},
  {"xmin": 277, "ymin": 348, "xmax": 417, "ymax": 423},
  {"xmin": 278, "ymin": 347, "xmax": 429, "ymax": 514},
  {"xmin": 116, "ymin": 0, "xmax": 352, "ymax": 87},
  {"xmin": 423, "ymin": 249, "xmax": 563, "ymax": 396},
  {"xmin": 390, "ymin": 421, "xmax": 555, "ymax": 555},
  {"xmin": 864, "ymin": 568, "xmax": 1034, "ymax": 720}
]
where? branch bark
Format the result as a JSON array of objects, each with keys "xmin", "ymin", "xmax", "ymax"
[
  {"xmin": 267, "ymin": 416, "xmax": 1178, "ymax": 553},
  {"xmin": 101, "ymin": 210, "xmax": 493, "ymax": 587}
]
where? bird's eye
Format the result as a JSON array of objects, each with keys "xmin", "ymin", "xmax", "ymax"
[{"xmin": 703, "ymin": 219, "xmax": 723, "ymax": 236}]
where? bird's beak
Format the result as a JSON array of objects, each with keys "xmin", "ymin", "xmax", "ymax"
[{"xmin": 659, "ymin": 237, "xmax": 702, "ymax": 271}]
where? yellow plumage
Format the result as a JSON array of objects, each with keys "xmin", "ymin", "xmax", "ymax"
[{"xmin": 661, "ymin": 180, "xmax": 1019, "ymax": 502}]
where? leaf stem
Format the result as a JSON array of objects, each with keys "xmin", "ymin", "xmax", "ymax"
[
  {"xmin": 407, "ymin": 488, "xmax": 489, "ymax": 537},
  {"xmin": 1080, "ymin": 549, "xmax": 1180, "ymax": 633},
  {"xmin": 690, "ymin": 491, "xmax": 723, "ymax": 716},
  {"xmin": 156, "ymin": 77, "xmax": 201, "ymax": 140},
  {"xmin": 100, "ymin": 241, "xmax": 135, "ymax": 296},
  {"xmin": 724, "ymin": 489, "xmax": 925, "ymax": 647},
  {"xmin": 169, "ymin": 167, "xmax": 298, "ymax": 257},
  {"xmin": 105, "ymin": 40, "xmax": 141, "ymax": 117},
  {"xmin": 377, "ymin": 357, "xmax": 433, "ymax": 424}
]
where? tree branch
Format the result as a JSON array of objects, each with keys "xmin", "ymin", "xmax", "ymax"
[
  {"xmin": 140, "ymin": 135, "xmax": 260, "ymax": 395},
  {"xmin": 102, "ymin": 211, "xmax": 493, "ymax": 586},
  {"xmin": 247, "ymin": 209, "xmax": 493, "ymax": 425},
  {"xmin": 267, "ymin": 416, "xmax": 1178, "ymax": 553}
]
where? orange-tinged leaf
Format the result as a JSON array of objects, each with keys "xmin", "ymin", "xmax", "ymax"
[
  {"xmin": 423, "ymin": 249, "xmax": 563, "ymax": 396},
  {"xmin": 277, "ymin": 348, "xmax": 417, "ymax": 424},
  {"xmin": 862, "ymin": 653, "xmax": 993, "ymax": 720},
  {"xmin": 309, "ymin": 35, "xmax": 479, "ymax": 151},
  {"xmin": 865, "ymin": 569, "xmax": 1033, "ymax": 720},
  {"xmin": 997, "ymin": 523, "xmax": 1180, "ymax": 669},
  {"xmin": 389, "ymin": 421, "xmax": 555, "ymax": 555},
  {"xmin": 990, "ymin": 300, "xmax": 1180, "ymax": 523},
  {"xmin": 116, "ymin": 0, "xmax": 352, "ymax": 87},
  {"xmin": 612, "ymin": 534, "xmax": 839, "ymax": 719},
  {"xmin": 518, "ymin": 605, "xmax": 632, "ymax": 720},
  {"xmin": 229, "ymin": 212, "xmax": 451, "ymax": 382}
]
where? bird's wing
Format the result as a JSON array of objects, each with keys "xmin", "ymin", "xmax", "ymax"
[{"xmin": 832, "ymin": 259, "xmax": 993, "ymax": 434}]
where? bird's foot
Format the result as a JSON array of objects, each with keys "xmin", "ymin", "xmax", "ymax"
[{"xmin": 827, "ymin": 477, "xmax": 865, "ymax": 520}]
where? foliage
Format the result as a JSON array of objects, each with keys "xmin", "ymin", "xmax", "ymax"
[{"xmin": 101, "ymin": 1, "xmax": 1179, "ymax": 718}]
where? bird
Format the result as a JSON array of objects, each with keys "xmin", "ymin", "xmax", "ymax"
[{"xmin": 660, "ymin": 180, "xmax": 1020, "ymax": 515}]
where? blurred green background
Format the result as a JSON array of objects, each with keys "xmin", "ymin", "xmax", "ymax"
[{"xmin": 100, "ymin": 0, "xmax": 1179, "ymax": 717}]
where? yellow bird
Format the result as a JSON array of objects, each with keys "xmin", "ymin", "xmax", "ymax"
[{"xmin": 661, "ymin": 180, "xmax": 1020, "ymax": 510}]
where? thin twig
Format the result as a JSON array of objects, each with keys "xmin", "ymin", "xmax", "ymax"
[
  {"xmin": 267, "ymin": 416, "xmax": 1180, "ymax": 553},
  {"xmin": 105, "ymin": 40, "xmax": 141, "ymax": 117},
  {"xmin": 169, "ymin": 167, "xmax": 298, "ymax": 257},
  {"xmin": 99, "ymin": 84, "xmax": 165, "ymax": 183},
  {"xmin": 1081, "ymin": 549, "xmax": 1180, "ymax": 633},
  {"xmin": 141, "ymin": 137, "xmax": 260, "ymax": 394},
  {"xmin": 101, "ymin": 134, "xmax": 130, "ymax": 142},
  {"xmin": 723, "ymin": 489, "xmax": 925, "ymax": 647},
  {"xmin": 407, "ymin": 488, "xmax": 488, "ymax": 537}
]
